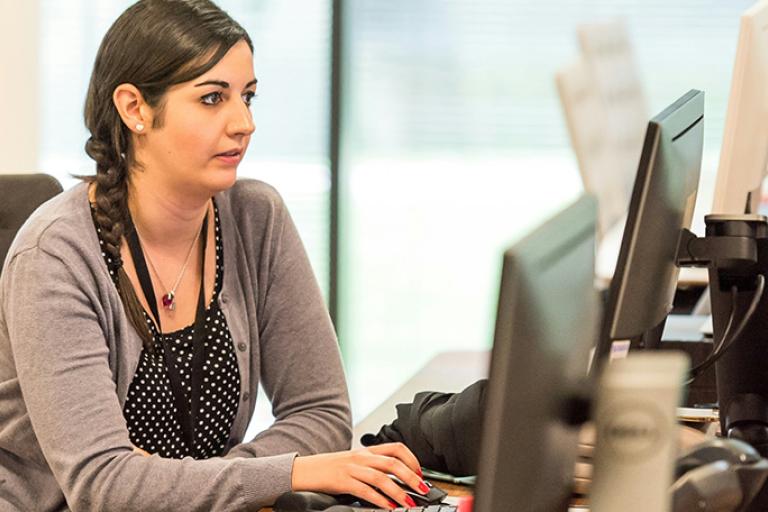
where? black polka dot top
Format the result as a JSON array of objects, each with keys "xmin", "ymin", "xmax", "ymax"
[{"xmin": 91, "ymin": 201, "xmax": 241, "ymax": 459}]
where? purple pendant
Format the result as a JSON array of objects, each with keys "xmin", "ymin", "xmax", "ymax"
[{"xmin": 162, "ymin": 292, "xmax": 175, "ymax": 310}]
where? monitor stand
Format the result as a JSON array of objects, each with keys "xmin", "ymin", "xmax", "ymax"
[{"xmin": 678, "ymin": 214, "xmax": 768, "ymax": 455}]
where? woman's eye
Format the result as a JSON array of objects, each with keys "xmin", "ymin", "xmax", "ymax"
[
  {"xmin": 201, "ymin": 91, "xmax": 223, "ymax": 105},
  {"xmin": 243, "ymin": 91, "xmax": 257, "ymax": 107}
]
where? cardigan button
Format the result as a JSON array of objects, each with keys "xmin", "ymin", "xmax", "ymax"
[
  {"xmin": 242, "ymin": 391, "xmax": 250, "ymax": 402},
  {"xmin": 220, "ymin": 293, "xmax": 229, "ymax": 304},
  {"xmin": 237, "ymin": 342, "xmax": 247, "ymax": 352}
]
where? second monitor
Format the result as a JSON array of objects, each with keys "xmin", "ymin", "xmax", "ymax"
[
  {"xmin": 474, "ymin": 194, "xmax": 599, "ymax": 511},
  {"xmin": 591, "ymin": 89, "xmax": 705, "ymax": 371},
  {"xmin": 711, "ymin": 0, "xmax": 768, "ymax": 216}
]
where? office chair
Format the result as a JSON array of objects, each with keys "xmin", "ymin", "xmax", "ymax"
[{"xmin": 0, "ymin": 173, "xmax": 63, "ymax": 275}]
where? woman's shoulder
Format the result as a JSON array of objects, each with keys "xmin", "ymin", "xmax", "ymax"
[
  {"xmin": 218, "ymin": 179, "xmax": 290, "ymax": 225},
  {"xmin": 215, "ymin": 179, "xmax": 298, "ymax": 260},
  {"xmin": 223, "ymin": 178, "xmax": 286, "ymax": 210}
]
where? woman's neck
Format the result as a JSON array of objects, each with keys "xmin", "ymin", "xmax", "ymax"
[{"xmin": 127, "ymin": 173, "xmax": 211, "ymax": 248}]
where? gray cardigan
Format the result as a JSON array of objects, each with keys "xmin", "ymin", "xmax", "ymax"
[{"xmin": 0, "ymin": 180, "xmax": 352, "ymax": 511}]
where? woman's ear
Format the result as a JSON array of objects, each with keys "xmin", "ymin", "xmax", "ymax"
[{"xmin": 113, "ymin": 84, "xmax": 153, "ymax": 134}]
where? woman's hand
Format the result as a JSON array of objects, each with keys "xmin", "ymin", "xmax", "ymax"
[{"xmin": 291, "ymin": 442, "xmax": 429, "ymax": 509}]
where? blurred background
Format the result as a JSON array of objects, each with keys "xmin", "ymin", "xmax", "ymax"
[{"xmin": 0, "ymin": 0, "xmax": 755, "ymax": 434}]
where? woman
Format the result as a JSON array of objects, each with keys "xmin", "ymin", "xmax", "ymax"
[{"xmin": 0, "ymin": 1, "xmax": 427, "ymax": 510}]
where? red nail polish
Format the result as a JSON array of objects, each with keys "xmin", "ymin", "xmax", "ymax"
[
  {"xmin": 419, "ymin": 481, "xmax": 429, "ymax": 494},
  {"xmin": 418, "ymin": 467, "xmax": 423, "ymax": 477},
  {"xmin": 406, "ymin": 496, "xmax": 417, "ymax": 507},
  {"xmin": 388, "ymin": 501, "xmax": 397, "ymax": 509}
]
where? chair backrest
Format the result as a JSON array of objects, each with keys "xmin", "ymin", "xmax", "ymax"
[{"xmin": 0, "ymin": 173, "xmax": 63, "ymax": 274}]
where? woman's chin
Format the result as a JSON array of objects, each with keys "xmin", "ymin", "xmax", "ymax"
[{"xmin": 206, "ymin": 167, "xmax": 239, "ymax": 193}]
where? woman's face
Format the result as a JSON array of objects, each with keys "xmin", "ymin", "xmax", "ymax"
[{"xmin": 137, "ymin": 39, "xmax": 256, "ymax": 198}]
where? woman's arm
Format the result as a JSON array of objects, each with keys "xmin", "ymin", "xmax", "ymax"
[
  {"xmin": 216, "ymin": 184, "xmax": 430, "ymax": 509},
  {"xmin": 3, "ymin": 245, "xmax": 293, "ymax": 511},
  {"xmin": 225, "ymin": 187, "xmax": 352, "ymax": 459}
]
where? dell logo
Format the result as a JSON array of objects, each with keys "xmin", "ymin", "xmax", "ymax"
[{"xmin": 600, "ymin": 402, "xmax": 666, "ymax": 462}]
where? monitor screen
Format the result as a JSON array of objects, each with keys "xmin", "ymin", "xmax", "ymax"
[
  {"xmin": 592, "ymin": 89, "xmax": 704, "ymax": 370},
  {"xmin": 473, "ymin": 194, "xmax": 599, "ymax": 511},
  {"xmin": 712, "ymin": 0, "xmax": 768, "ymax": 215}
]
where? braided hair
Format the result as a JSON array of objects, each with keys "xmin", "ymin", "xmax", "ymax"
[{"xmin": 83, "ymin": 0, "xmax": 252, "ymax": 348}]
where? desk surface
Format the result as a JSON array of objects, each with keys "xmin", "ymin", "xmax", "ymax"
[{"xmin": 352, "ymin": 350, "xmax": 490, "ymax": 448}]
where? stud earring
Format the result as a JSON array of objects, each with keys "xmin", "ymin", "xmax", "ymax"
[{"xmin": 136, "ymin": 123, "xmax": 145, "ymax": 132}]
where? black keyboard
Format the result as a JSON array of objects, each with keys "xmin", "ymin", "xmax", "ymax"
[
  {"xmin": 272, "ymin": 490, "xmax": 458, "ymax": 512},
  {"xmin": 324, "ymin": 506, "xmax": 457, "ymax": 512}
]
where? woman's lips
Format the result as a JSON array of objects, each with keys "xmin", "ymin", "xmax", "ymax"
[{"xmin": 214, "ymin": 150, "xmax": 242, "ymax": 165}]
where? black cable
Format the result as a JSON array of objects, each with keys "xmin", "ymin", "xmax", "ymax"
[
  {"xmin": 712, "ymin": 274, "xmax": 765, "ymax": 360},
  {"xmin": 686, "ymin": 274, "xmax": 766, "ymax": 385},
  {"xmin": 687, "ymin": 286, "xmax": 737, "ymax": 376}
]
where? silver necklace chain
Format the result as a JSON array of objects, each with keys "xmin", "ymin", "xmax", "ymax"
[{"xmin": 135, "ymin": 216, "xmax": 205, "ymax": 308}]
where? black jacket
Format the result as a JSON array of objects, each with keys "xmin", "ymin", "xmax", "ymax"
[{"xmin": 361, "ymin": 379, "xmax": 487, "ymax": 477}]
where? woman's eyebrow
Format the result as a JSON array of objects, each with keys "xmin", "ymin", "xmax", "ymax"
[{"xmin": 194, "ymin": 79, "xmax": 258, "ymax": 89}]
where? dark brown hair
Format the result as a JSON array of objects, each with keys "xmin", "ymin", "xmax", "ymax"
[{"xmin": 83, "ymin": 0, "xmax": 252, "ymax": 348}]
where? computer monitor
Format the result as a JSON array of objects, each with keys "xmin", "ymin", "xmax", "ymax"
[
  {"xmin": 473, "ymin": 194, "xmax": 599, "ymax": 512},
  {"xmin": 590, "ymin": 89, "xmax": 704, "ymax": 371},
  {"xmin": 711, "ymin": 0, "xmax": 768, "ymax": 215}
]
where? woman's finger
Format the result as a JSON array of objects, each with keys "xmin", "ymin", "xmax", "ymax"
[
  {"xmin": 365, "ymin": 453, "xmax": 429, "ymax": 496},
  {"xmin": 351, "ymin": 465, "xmax": 415, "ymax": 509},
  {"xmin": 345, "ymin": 474, "xmax": 398, "ymax": 510},
  {"xmin": 368, "ymin": 442, "xmax": 422, "ymax": 476}
]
